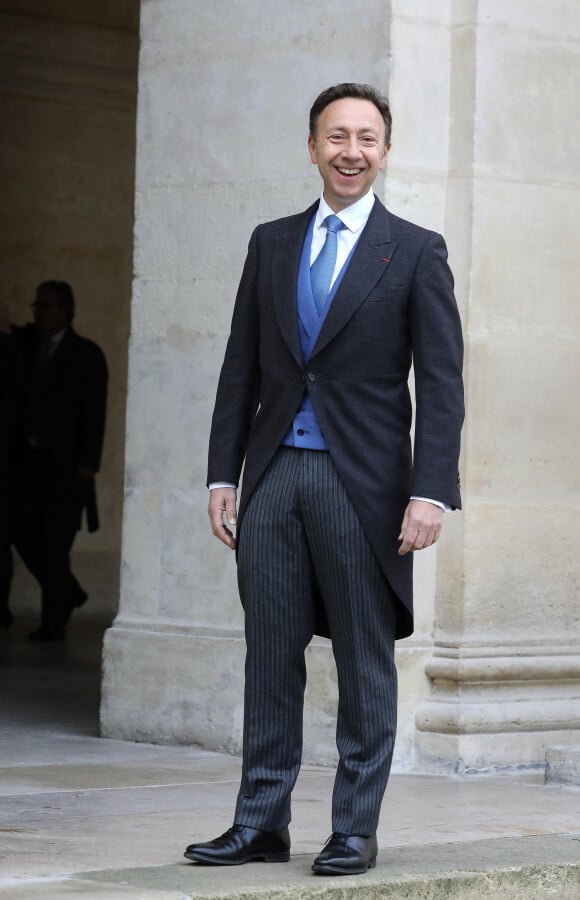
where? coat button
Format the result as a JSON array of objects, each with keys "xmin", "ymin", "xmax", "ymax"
[{"xmin": 306, "ymin": 372, "xmax": 316, "ymax": 382}]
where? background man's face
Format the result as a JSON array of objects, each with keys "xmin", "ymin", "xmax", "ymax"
[
  {"xmin": 308, "ymin": 97, "xmax": 390, "ymax": 211},
  {"xmin": 33, "ymin": 288, "xmax": 70, "ymax": 337}
]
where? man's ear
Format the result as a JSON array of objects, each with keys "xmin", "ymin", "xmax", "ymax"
[
  {"xmin": 308, "ymin": 134, "xmax": 318, "ymax": 164},
  {"xmin": 379, "ymin": 142, "xmax": 392, "ymax": 171}
]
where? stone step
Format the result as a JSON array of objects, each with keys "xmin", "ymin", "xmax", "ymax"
[{"xmin": 64, "ymin": 834, "xmax": 580, "ymax": 899}]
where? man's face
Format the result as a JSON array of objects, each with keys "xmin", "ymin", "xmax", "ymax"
[
  {"xmin": 33, "ymin": 289, "xmax": 70, "ymax": 337},
  {"xmin": 308, "ymin": 97, "xmax": 390, "ymax": 212}
]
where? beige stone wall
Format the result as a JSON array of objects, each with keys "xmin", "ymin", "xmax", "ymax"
[{"xmin": 0, "ymin": 6, "xmax": 138, "ymax": 610}]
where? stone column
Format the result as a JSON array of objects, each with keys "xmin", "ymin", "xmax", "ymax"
[
  {"xmin": 383, "ymin": 1, "xmax": 456, "ymax": 767},
  {"xmin": 414, "ymin": 2, "xmax": 580, "ymax": 772}
]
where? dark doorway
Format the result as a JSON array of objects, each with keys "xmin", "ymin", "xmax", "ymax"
[{"xmin": 0, "ymin": 0, "xmax": 140, "ymax": 723}]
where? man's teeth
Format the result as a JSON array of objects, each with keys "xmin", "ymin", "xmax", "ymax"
[{"xmin": 338, "ymin": 168, "xmax": 361, "ymax": 175}]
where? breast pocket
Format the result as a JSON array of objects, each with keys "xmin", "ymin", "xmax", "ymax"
[
  {"xmin": 356, "ymin": 284, "xmax": 407, "ymax": 344},
  {"xmin": 365, "ymin": 284, "xmax": 406, "ymax": 303}
]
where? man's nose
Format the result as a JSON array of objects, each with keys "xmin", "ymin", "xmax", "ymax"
[{"xmin": 342, "ymin": 137, "xmax": 362, "ymax": 158}]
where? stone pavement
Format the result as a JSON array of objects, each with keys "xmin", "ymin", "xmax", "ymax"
[{"xmin": 1, "ymin": 615, "xmax": 579, "ymax": 899}]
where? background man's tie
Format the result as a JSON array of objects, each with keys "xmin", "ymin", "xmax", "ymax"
[
  {"xmin": 311, "ymin": 214, "xmax": 345, "ymax": 314},
  {"xmin": 35, "ymin": 337, "xmax": 55, "ymax": 374}
]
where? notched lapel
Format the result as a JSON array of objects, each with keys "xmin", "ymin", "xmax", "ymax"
[{"xmin": 312, "ymin": 205, "xmax": 397, "ymax": 358}]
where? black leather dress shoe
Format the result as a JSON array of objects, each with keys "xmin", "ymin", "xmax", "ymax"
[
  {"xmin": 63, "ymin": 588, "xmax": 89, "ymax": 625},
  {"xmin": 312, "ymin": 832, "xmax": 378, "ymax": 875},
  {"xmin": 73, "ymin": 588, "xmax": 89, "ymax": 609},
  {"xmin": 27, "ymin": 625, "xmax": 65, "ymax": 642},
  {"xmin": 184, "ymin": 824, "xmax": 290, "ymax": 865}
]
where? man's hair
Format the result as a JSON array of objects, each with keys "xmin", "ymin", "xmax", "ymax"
[
  {"xmin": 37, "ymin": 280, "xmax": 75, "ymax": 321},
  {"xmin": 309, "ymin": 83, "xmax": 392, "ymax": 146}
]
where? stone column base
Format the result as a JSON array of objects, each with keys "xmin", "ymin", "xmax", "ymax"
[
  {"xmin": 100, "ymin": 619, "xmax": 247, "ymax": 752},
  {"xmin": 415, "ymin": 643, "xmax": 580, "ymax": 773}
]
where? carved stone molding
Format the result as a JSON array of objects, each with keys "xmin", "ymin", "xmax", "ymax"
[{"xmin": 415, "ymin": 642, "xmax": 580, "ymax": 772}]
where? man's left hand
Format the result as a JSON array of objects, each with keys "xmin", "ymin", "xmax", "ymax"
[{"xmin": 398, "ymin": 499, "xmax": 443, "ymax": 556}]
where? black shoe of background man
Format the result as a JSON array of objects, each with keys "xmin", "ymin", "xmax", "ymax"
[
  {"xmin": 73, "ymin": 587, "xmax": 88, "ymax": 609},
  {"xmin": 27, "ymin": 625, "xmax": 65, "ymax": 643},
  {"xmin": 184, "ymin": 825, "xmax": 290, "ymax": 865},
  {"xmin": 312, "ymin": 832, "xmax": 378, "ymax": 875},
  {"xmin": 63, "ymin": 587, "xmax": 89, "ymax": 624}
]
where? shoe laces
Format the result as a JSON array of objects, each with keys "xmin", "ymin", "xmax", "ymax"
[{"xmin": 323, "ymin": 831, "xmax": 347, "ymax": 848}]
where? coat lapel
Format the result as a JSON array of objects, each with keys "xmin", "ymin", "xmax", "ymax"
[
  {"xmin": 311, "ymin": 199, "xmax": 397, "ymax": 359},
  {"xmin": 271, "ymin": 202, "xmax": 318, "ymax": 368}
]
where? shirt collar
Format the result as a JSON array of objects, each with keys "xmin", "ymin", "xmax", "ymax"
[
  {"xmin": 50, "ymin": 328, "xmax": 67, "ymax": 348},
  {"xmin": 315, "ymin": 189, "xmax": 376, "ymax": 234}
]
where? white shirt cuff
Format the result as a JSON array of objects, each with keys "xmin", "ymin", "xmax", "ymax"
[{"xmin": 410, "ymin": 496, "xmax": 451, "ymax": 513}]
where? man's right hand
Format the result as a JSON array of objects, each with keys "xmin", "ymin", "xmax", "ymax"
[{"xmin": 208, "ymin": 487, "xmax": 238, "ymax": 550}]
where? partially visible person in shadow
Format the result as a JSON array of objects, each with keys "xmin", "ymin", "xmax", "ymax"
[
  {"xmin": 10, "ymin": 281, "xmax": 108, "ymax": 642},
  {"xmin": 0, "ymin": 300, "xmax": 24, "ymax": 632}
]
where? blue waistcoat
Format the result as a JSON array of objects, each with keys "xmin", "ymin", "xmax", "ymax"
[{"xmin": 282, "ymin": 214, "xmax": 359, "ymax": 450}]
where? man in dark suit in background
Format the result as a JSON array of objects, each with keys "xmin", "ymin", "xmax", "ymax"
[
  {"xmin": 11, "ymin": 281, "xmax": 108, "ymax": 641},
  {"xmin": 184, "ymin": 84, "xmax": 464, "ymax": 875}
]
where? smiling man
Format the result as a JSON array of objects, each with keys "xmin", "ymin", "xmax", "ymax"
[
  {"xmin": 308, "ymin": 94, "xmax": 389, "ymax": 210},
  {"xmin": 184, "ymin": 83, "xmax": 464, "ymax": 876}
]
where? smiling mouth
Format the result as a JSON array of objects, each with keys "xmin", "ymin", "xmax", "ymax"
[{"xmin": 337, "ymin": 167, "xmax": 362, "ymax": 176}]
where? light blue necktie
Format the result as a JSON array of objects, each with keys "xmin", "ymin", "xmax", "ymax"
[{"xmin": 310, "ymin": 214, "xmax": 345, "ymax": 315}]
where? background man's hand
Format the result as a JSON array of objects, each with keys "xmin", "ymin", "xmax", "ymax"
[
  {"xmin": 398, "ymin": 499, "xmax": 443, "ymax": 556},
  {"xmin": 208, "ymin": 487, "xmax": 238, "ymax": 550}
]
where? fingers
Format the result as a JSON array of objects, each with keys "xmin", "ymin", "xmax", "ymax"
[
  {"xmin": 398, "ymin": 500, "xmax": 443, "ymax": 556},
  {"xmin": 208, "ymin": 487, "xmax": 238, "ymax": 550}
]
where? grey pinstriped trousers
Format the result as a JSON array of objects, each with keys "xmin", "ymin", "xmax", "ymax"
[{"xmin": 235, "ymin": 447, "xmax": 398, "ymax": 835}]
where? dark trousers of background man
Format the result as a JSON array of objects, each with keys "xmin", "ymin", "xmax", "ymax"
[
  {"xmin": 12, "ymin": 449, "xmax": 85, "ymax": 633},
  {"xmin": 0, "ymin": 477, "xmax": 14, "ymax": 625},
  {"xmin": 234, "ymin": 446, "xmax": 398, "ymax": 836}
]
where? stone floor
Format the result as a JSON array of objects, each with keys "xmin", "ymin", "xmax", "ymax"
[{"xmin": 1, "ymin": 613, "xmax": 579, "ymax": 899}]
